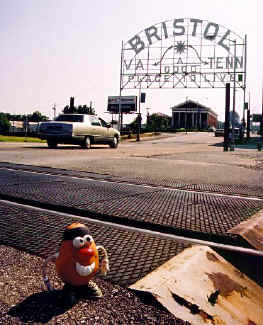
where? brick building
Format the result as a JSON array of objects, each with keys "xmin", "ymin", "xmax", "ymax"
[{"xmin": 171, "ymin": 100, "xmax": 218, "ymax": 130}]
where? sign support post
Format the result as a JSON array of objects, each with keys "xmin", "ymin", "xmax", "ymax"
[
  {"xmin": 136, "ymin": 83, "xmax": 142, "ymax": 141},
  {"xmin": 243, "ymin": 34, "xmax": 247, "ymax": 131},
  {"xmin": 224, "ymin": 83, "xmax": 230, "ymax": 151},
  {"xmin": 119, "ymin": 41, "xmax": 124, "ymax": 133}
]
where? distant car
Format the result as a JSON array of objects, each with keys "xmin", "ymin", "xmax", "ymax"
[
  {"xmin": 208, "ymin": 126, "xmax": 216, "ymax": 132},
  {"xmin": 38, "ymin": 114, "xmax": 120, "ymax": 149},
  {"xmin": 214, "ymin": 129, "xmax": 224, "ymax": 137},
  {"xmin": 120, "ymin": 124, "xmax": 132, "ymax": 136},
  {"xmin": 214, "ymin": 128, "xmax": 241, "ymax": 139}
]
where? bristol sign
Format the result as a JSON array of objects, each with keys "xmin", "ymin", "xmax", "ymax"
[{"xmin": 121, "ymin": 18, "xmax": 246, "ymax": 89}]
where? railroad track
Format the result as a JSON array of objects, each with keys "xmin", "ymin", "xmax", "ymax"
[{"xmin": 0, "ymin": 162, "xmax": 263, "ymax": 287}]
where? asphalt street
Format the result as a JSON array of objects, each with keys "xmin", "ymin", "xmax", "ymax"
[{"xmin": 1, "ymin": 132, "xmax": 263, "ymax": 187}]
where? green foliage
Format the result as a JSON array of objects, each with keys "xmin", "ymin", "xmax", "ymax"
[
  {"xmin": 63, "ymin": 105, "xmax": 95, "ymax": 115},
  {"xmin": 0, "ymin": 113, "xmax": 11, "ymax": 133},
  {"xmin": 0, "ymin": 135, "xmax": 45, "ymax": 143},
  {"xmin": 2, "ymin": 111, "xmax": 48, "ymax": 122},
  {"xmin": 8, "ymin": 114, "xmax": 24, "ymax": 121},
  {"xmin": 28, "ymin": 110, "xmax": 48, "ymax": 122},
  {"xmin": 78, "ymin": 105, "xmax": 96, "ymax": 115},
  {"xmin": 128, "ymin": 115, "xmax": 142, "ymax": 133},
  {"xmin": 176, "ymin": 128, "xmax": 186, "ymax": 132},
  {"xmin": 146, "ymin": 113, "xmax": 171, "ymax": 132},
  {"xmin": 63, "ymin": 105, "xmax": 77, "ymax": 114}
]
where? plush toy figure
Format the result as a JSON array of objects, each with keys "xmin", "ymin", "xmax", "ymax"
[{"xmin": 43, "ymin": 222, "xmax": 109, "ymax": 299}]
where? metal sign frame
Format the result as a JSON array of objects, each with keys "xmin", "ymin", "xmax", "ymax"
[{"xmin": 120, "ymin": 18, "xmax": 247, "ymax": 90}]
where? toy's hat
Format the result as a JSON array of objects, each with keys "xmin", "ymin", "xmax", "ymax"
[{"xmin": 62, "ymin": 222, "xmax": 90, "ymax": 241}]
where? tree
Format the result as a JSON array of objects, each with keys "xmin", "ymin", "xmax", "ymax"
[
  {"xmin": 0, "ymin": 113, "xmax": 11, "ymax": 134},
  {"xmin": 128, "ymin": 115, "xmax": 141, "ymax": 133},
  {"xmin": 63, "ymin": 105, "xmax": 77, "ymax": 114},
  {"xmin": 9, "ymin": 114, "xmax": 24, "ymax": 121},
  {"xmin": 79, "ymin": 105, "xmax": 95, "ymax": 115},
  {"xmin": 63, "ymin": 104, "xmax": 95, "ymax": 115},
  {"xmin": 146, "ymin": 113, "xmax": 171, "ymax": 131},
  {"xmin": 29, "ymin": 111, "xmax": 48, "ymax": 122}
]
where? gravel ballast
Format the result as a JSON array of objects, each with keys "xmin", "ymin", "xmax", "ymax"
[{"xmin": 0, "ymin": 246, "xmax": 191, "ymax": 325}]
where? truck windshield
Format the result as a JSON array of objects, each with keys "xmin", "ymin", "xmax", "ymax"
[{"xmin": 55, "ymin": 115, "xmax": 84, "ymax": 122}]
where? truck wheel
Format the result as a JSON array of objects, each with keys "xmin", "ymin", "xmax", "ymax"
[
  {"xmin": 47, "ymin": 140, "xmax": 57, "ymax": 149},
  {"xmin": 109, "ymin": 136, "xmax": 118, "ymax": 148},
  {"xmin": 81, "ymin": 136, "xmax": 91, "ymax": 149}
]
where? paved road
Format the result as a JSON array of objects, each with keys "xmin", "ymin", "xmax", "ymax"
[{"xmin": 1, "ymin": 132, "xmax": 263, "ymax": 187}]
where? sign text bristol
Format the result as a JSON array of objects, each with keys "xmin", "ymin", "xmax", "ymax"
[{"xmin": 121, "ymin": 18, "xmax": 246, "ymax": 89}]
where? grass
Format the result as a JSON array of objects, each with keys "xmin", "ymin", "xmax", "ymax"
[
  {"xmin": 0, "ymin": 133, "xmax": 161, "ymax": 144},
  {"xmin": 0, "ymin": 135, "xmax": 46, "ymax": 143},
  {"xmin": 120, "ymin": 132, "xmax": 161, "ymax": 141}
]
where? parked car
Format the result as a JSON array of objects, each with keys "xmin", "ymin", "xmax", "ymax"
[
  {"xmin": 38, "ymin": 114, "xmax": 120, "ymax": 149},
  {"xmin": 214, "ymin": 128, "xmax": 224, "ymax": 137},
  {"xmin": 208, "ymin": 126, "xmax": 216, "ymax": 132},
  {"xmin": 214, "ymin": 128, "xmax": 241, "ymax": 139}
]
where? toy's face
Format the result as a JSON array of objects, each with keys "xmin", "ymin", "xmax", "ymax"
[{"xmin": 55, "ymin": 224, "xmax": 99, "ymax": 286}]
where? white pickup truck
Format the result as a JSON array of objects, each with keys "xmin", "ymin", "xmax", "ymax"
[{"xmin": 38, "ymin": 114, "xmax": 120, "ymax": 149}]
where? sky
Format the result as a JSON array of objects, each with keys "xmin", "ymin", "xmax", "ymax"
[{"xmin": 1, "ymin": 0, "xmax": 262, "ymax": 123}]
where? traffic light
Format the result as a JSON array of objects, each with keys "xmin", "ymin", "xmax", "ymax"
[{"xmin": 140, "ymin": 93, "xmax": 146, "ymax": 103}]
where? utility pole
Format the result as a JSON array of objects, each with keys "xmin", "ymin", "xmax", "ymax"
[
  {"xmin": 242, "ymin": 35, "xmax": 247, "ymax": 132},
  {"xmin": 119, "ymin": 41, "xmax": 124, "ymax": 134},
  {"xmin": 261, "ymin": 81, "xmax": 263, "ymax": 136},
  {"xmin": 52, "ymin": 103, "xmax": 56, "ymax": 119},
  {"xmin": 89, "ymin": 101, "xmax": 93, "ymax": 114},
  {"xmin": 247, "ymin": 92, "xmax": 251, "ymax": 139}
]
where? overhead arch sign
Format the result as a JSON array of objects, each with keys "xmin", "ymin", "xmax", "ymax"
[{"xmin": 121, "ymin": 18, "xmax": 246, "ymax": 89}]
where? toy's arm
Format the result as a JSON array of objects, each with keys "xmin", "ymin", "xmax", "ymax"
[
  {"xmin": 42, "ymin": 252, "xmax": 59, "ymax": 292},
  {"xmin": 97, "ymin": 246, "xmax": 109, "ymax": 276}
]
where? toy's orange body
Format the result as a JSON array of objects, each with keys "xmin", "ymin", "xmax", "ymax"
[{"xmin": 55, "ymin": 223, "xmax": 99, "ymax": 286}]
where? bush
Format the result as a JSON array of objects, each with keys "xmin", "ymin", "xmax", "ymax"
[
  {"xmin": 0, "ymin": 114, "xmax": 11, "ymax": 134},
  {"xmin": 176, "ymin": 128, "xmax": 186, "ymax": 132},
  {"xmin": 166, "ymin": 128, "xmax": 177, "ymax": 133}
]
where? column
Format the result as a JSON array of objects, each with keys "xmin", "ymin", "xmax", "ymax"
[{"xmin": 178, "ymin": 112, "xmax": 181, "ymax": 128}]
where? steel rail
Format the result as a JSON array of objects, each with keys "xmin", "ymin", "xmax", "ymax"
[
  {"xmin": 3, "ymin": 167, "xmax": 263, "ymax": 202},
  {"xmin": 1, "ymin": 198, "xmax": 263, "ymax": 258}
]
